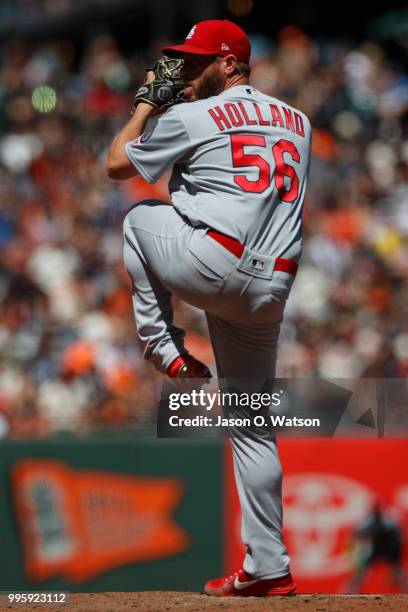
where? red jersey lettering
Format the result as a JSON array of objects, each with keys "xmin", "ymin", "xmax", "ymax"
[
  {"xmin": 294, "ymin": 112, "xmax": 305, "ymax": 137},
  {"xmin": 252, "ymin": 103, "xmax": 270, "ymax": 125},
  {"xmin": 282, "ymin": 107, "xmax": 295, "ymax": 133},
  {"xmin": 269, "ymin": 104, "xmax": 284, "ymax": 128},
  {"xmin": 238, "ymin": 102, "xmax": 257, "ymax": 126},
  {"xmin": 208, "ymin": 106, "xmax": 231, "ymax": 131},
  {"xmin": 224, "ymin": 103, "xmax": 244, "ymax": 127}
]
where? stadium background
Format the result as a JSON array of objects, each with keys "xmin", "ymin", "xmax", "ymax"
[{"xmin": 0, "ymin": 0, "xmax": 407, "ymax": 595}]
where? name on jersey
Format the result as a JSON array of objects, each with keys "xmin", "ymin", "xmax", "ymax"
[{"xmin": 208, "ymin": 102, "xmax": 305, "ymax": 137}]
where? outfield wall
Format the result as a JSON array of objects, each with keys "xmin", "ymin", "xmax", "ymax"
[{"xmin": 1, "ymin": 437, "xmax": 407, "ymax": 593}]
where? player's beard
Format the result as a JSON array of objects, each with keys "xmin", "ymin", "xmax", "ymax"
[{"xmin": 186, "ymin": 69, "xmax": 224, "ymax": 101}]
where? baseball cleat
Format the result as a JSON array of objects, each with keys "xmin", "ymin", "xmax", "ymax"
[
  {"xmin": 166, "ymin": 354, "xmax": 211, "ymax": 391},
  {"xmin": 203, "ymin": 569, "xmax": 296, "ymax": 597}
]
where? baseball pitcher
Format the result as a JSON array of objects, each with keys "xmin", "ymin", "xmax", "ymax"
[{"xmin": 107, "ymin": 19, "xmax": 312, "ymax": 597}]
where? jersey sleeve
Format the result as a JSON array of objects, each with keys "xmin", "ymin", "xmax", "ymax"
[{"xmin": 125, "ymin": 108, "xmax": 191, "ymax": 183}]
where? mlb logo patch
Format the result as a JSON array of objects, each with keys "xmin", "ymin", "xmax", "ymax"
[
  {"xmin": 221, "ymin": 43, "xmax": 230, "ymax": 51},
  {"xmin": 250, "ymin": 258, "xmax": 265, "ymax": 271}
]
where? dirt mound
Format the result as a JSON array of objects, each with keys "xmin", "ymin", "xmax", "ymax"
[{"xmin": 3, "ymin": 592, "xmax": 408, "ymax": 611}]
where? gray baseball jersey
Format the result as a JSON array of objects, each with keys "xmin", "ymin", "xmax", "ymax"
[{"xmin": 125, "ymin": 85, "xmax": 312, "ymax": 260}]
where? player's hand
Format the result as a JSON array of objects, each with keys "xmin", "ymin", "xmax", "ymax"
[
  {"xmin": 131, "ymin": 70, "xmax": 161, "ymax": 117},
  {"xmin": 145, "ymin": 69, "xmax": 155, "ymax": 84},
  {"xmin": 132, "ymin": 56, "xmax": 186, "ymax": 113}
]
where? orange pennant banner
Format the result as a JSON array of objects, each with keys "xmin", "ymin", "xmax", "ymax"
[{"xmin": 11, "ymin": 460, "xmax": 189, "ymax": 583}]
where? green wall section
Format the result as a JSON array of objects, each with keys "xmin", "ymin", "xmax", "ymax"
[{"xmin": 0, "ymin": 435, "xmax": 223, "ymax": 592}]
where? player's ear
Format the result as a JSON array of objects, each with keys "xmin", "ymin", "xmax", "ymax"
[{"xmin": 223, "ymin": 54, "xmax": 238, "ymax": 76}]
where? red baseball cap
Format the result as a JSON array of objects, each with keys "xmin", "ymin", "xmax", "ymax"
[{"xmin": 162, "ymin": 20, "xmax": 251, "ymax": 64}]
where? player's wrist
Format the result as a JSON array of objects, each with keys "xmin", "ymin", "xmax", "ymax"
[{"xmin": 132, "ymin": 101, "xmax": 161, "ymax": 118}]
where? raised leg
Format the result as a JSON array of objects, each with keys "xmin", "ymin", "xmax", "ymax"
[{"xmin": 123, "ymin": 203, "xmax": 189, "ymax": 373}]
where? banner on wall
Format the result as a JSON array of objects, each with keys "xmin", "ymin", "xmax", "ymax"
[
  {"xmin": 224, "ymin": 439, "xmax": 408, "ymax": 594},
  {"xmin": 11, "ymin": 460, "xmax": 189, "ymax": 583}
]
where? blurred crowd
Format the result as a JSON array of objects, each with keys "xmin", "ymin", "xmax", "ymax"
[{"xmin": 0, "ymin": 23, "xmax": 407, "ymax": 437}]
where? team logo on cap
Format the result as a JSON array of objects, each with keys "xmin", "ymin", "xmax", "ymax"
[
  {"xmin": 221, "ymin": 43, "xmax": 230, "ymax": 51},
  {"xmin": 186, "ymin": 25, "xmax": 197, "ymax": 39}
]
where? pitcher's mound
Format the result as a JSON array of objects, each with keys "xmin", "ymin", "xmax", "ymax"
[{"xmin": 8, "ymin": 592, "xmax": 407, "ymax": 611}]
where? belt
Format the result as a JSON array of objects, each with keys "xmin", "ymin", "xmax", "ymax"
[{"xmin": 207, "ymin": 229, "xmax": 298, "ymax": 277}]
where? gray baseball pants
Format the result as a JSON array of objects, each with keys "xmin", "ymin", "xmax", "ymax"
[{"xmin": 123, "ymin": 200, "xmax": 294, "ymax": 579}]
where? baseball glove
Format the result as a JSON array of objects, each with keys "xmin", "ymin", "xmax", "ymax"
[{"xmin": 133, "ymin": 56, "xmax": 186, "ymax": 112}]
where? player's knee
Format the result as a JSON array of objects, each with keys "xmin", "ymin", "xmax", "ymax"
[
  {"xmin": 124, "ymin": 199, "xmax": 168, "ymax": 233},
  {"xmin": 128, "ymin": 198, "xmax": 167, "ymax": 216},
  {"xmin": 122, "ymin": 238, "xmax": 133, "ymax": 275},
  {"xmin": 123, "ymin": 203, "xmax": 141, "ymax": 230},
  {"xmin": 123, "ymin": 204, "xmax": 144, "ymax": 237}
]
